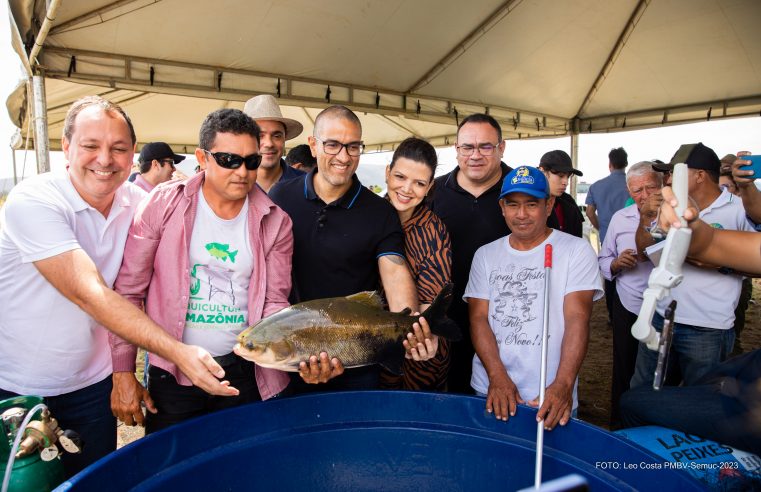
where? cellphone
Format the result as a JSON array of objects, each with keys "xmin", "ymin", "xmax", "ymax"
[{"xmin": 739, "ymin": 155, "xmax": 761, "ymax": 179}]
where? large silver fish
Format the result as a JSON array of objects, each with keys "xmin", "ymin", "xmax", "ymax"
[{"xmin": 233, "ymin": 284, "xmax": 459, "ymax": 374}]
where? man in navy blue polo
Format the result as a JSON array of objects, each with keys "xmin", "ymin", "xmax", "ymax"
[{"xmin": 269, "ymin": 105, "xmax": 435, "ymax": 391}]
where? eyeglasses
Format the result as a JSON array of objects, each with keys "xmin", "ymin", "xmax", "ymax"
[
  {"xmin": 456, "ymin": 142, "xmax": 500, "ymax": 157},
  {"xmin": 159, "ymin": 159, "xmax": 176, "ymax": 168},
  {"xmin": 203, "ymin": 150, "xmax": 261, "ymax": 170},
  {"xmin": 315, "ymin": 138, "xmax": 364, "ymax": 157}
]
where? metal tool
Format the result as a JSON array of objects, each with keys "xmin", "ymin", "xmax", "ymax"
[{"xmin": 653, "ymin": 300, "xmax": 677, "ymax": 390}]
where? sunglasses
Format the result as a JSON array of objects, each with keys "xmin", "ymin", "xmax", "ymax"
[{"xmin": 203, "ymin": 150, "xmax": 261, "ymax": 170}]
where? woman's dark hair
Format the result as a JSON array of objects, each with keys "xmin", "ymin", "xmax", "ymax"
[{"xmin": 390, "ymin": 137, "xmax": 437, "ymax": 180}]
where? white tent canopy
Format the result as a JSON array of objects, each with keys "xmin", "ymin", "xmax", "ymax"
[{"xmin": 6, "ymin": 0, "xmax": 761, "ymax": 153}]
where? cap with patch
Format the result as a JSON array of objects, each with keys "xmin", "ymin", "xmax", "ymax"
[
  {"xmin": 670, "ymin": 142, "xmax": 720, "ymax": 173},
  {"xmin": 538, "ymin": 150, "xmax": 582, "ymax": 176},
  {"xmin": 139, "ymin": 142, "xmax": 186, "ymax": 164},
  {"xmin": 499, "ymin": 166, "xmax": 550, "ymax": 200}
]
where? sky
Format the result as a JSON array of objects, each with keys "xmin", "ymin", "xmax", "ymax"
[{"xmin": 1, "ymin": 2, "xmax": 759, "ymax": 194}]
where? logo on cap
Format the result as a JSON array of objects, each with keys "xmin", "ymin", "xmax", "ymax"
[{"xmin": 512, "ymin": 166, "xmax": 535, "ymax": 185}]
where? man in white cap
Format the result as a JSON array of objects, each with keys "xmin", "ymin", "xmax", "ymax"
[{"xmin": 243, "ymin": 94, "xmax": 305, "ymax": 192}]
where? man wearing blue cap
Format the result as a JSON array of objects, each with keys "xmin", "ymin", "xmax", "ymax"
[{"xmin": 464, "ymin": 166, "xmax": 602, "ymax": 430}]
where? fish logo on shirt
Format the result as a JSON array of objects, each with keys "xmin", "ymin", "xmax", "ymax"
[{"xmin": 205, "ymin": 243, "xmax": 238, "ymax": 263}]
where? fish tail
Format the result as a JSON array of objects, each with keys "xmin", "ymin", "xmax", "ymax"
[
  {"xmin": 228, "ymin": 249, "xmax": 238, "ymax": 263},
  {"xmin": 421, "ymin": 283, "xmax": 461, "ymax": 341}
]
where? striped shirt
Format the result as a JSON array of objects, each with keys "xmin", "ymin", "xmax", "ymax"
[{"xmin": 380, "ymin": 205, "xmax": 453, "ymax": 390}]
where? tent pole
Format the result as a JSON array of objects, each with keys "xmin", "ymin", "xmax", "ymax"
[
  {"xmin": 570, "ymin": 130, "xmax": 579, "ymax": 199},
  {"xmin": 32, "ymin": 75, "xmax": 50, "ymax": 174}
]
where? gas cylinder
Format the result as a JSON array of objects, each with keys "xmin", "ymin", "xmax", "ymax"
[{"xmin": 0, "ymin": 396, "xmax": 65, "ymax": 492}]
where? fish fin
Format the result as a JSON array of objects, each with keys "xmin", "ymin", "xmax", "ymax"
[
  {"xmin": 396, "ymin": 307, "xmax": 412, "ymax": 316},
  {"xmin": 421, "ymin": 283, "xmax": 462, "ymax": 341},
  {"xmin": 345, "ymin": 290, "xmax": 384, "ymax": 308},
  {"xmin": 379, "ymin": 347, "xmax": 406, "ymax": 375}
]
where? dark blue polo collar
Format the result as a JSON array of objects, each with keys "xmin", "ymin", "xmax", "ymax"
[{"xmin": 303, "ymin": 169, "xmax": 363, "ymax": 209}]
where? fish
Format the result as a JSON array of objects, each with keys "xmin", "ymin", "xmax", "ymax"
[
  {"xmin": 233, "ymin": 283, "xmax": 460, "ymax": 375},
  {"xmin": 205, "ymin": 242, "xmax": 238, "ymax": 263}
]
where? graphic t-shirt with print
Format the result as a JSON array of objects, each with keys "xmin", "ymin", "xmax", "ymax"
[
  {"xmin": 182, "ymin": 190, "xmax": 254, "ymax": 356},
  {"xmin": 464, "ymin": 230, "xmax": 602, "ymax": 409}
]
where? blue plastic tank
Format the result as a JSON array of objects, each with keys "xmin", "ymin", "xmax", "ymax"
[{"xmin": 56, "ymin": 392, "xmax": 703, "ymax": 491}]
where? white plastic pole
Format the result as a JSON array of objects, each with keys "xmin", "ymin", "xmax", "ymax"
[{"xmin": 534, "ymin": 243, "xmax": 553, "ymax": 489}]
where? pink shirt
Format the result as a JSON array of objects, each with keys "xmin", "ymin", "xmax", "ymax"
[
  {"xmin": 133, "ymin": 173, "xmax": 155, "ymax": 193},
  {"xmin": 108, "ymin": 172, "xmax": 293, "ymax": 399}
]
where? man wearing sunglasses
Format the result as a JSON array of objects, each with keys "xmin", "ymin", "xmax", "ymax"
[
  {"xmin": 133, "ymin": 141, "xmax": 185, "ymax": 193},
  {"xmin": 269, "ymin": 105, "xmax": 437, "ymax": 391},
  {"xmin": 110, "ymin": 108, "xmax": 293, "ymax": 433}
]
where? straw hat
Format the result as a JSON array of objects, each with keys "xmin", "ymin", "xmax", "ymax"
[{"xmin": 243, "ymin": 94, "xmax": 303, "ymax": 140}]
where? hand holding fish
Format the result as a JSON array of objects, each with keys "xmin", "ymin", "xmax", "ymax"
[
  {"xmin": 298, "ymin": 352, "xmax": 345, "ymax": 384},
  {"xmin": 487, "ymin": 371, "xmax": 524, "ymax": 422},
  {"xmin": 403, "ymin": 317, "xmax": 439, "ymax": 361},
  {"xmin": 111, "ymin": 372, "xmax": 157, "ymax": 426},
  {"xmin": 527, "ymin": 380, "xmax": 573, "ymax": 431}
]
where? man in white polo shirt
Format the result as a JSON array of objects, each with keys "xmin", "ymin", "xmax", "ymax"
[
  {"xmin": 0, "ymin": 96, "xmax": 238, "ymax": 476},
  {"xmin": 632, "ymin": 143, "xmax": 755, "ymax": 389}
]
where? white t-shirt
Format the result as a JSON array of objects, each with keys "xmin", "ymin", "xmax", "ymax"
[
  {"xmin": 464, "ymin": 230, "xmax": 603, "ymax": 409},
  {"xmin": 182, "ymin": 190, "xmax": 254, "ymax": 356},
  {"xmin": 0, "ymin": 171, "xmax": 145, "ymax": 395},
  {"xmin": 656, "ymin": 189, "xmax": 754, "ymax": 329}
]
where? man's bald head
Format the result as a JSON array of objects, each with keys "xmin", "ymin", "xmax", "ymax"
[{"xmin": 313, "ymin": 105, "xmax": 362, "ymax": 137}]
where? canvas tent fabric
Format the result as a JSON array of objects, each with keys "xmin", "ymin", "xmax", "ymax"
[{"xmin": 5, "ymin": 0, "xmax": 761, "ymax": 153}]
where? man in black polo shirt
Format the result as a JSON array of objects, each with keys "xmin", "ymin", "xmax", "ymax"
[
  {"xmin": 427, "ymin": 113, "xmax": 512, "ymax": 394},
  {"xmin": 270, "ymin": 105, "xmax": 435, "ymax": 391},
  {"xmin": 539, "ymin": 150, "xmax": 585, "ymax": 238}
]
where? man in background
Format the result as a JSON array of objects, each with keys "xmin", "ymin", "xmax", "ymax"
[
  {"xmin": 133, "ymin": 141, "xmax": 185, "ymax": 192},
  {"xmin": 243, "ymin": 95, "xmax": 304, "ymax": 192},
  {"xmin": 538, "ymin": 149, "xmax": 585, "ymax": 238},
  {"xmin": 632, "ymin": 143, "xmax": 754, "ymax": 388},
  {"xmin": 586, "ymin": 147, "xmax": 630, "ymax": 324},
  {"xmin": 286, "ymin": 144, "xmax": 317, "ymax": 172}
]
